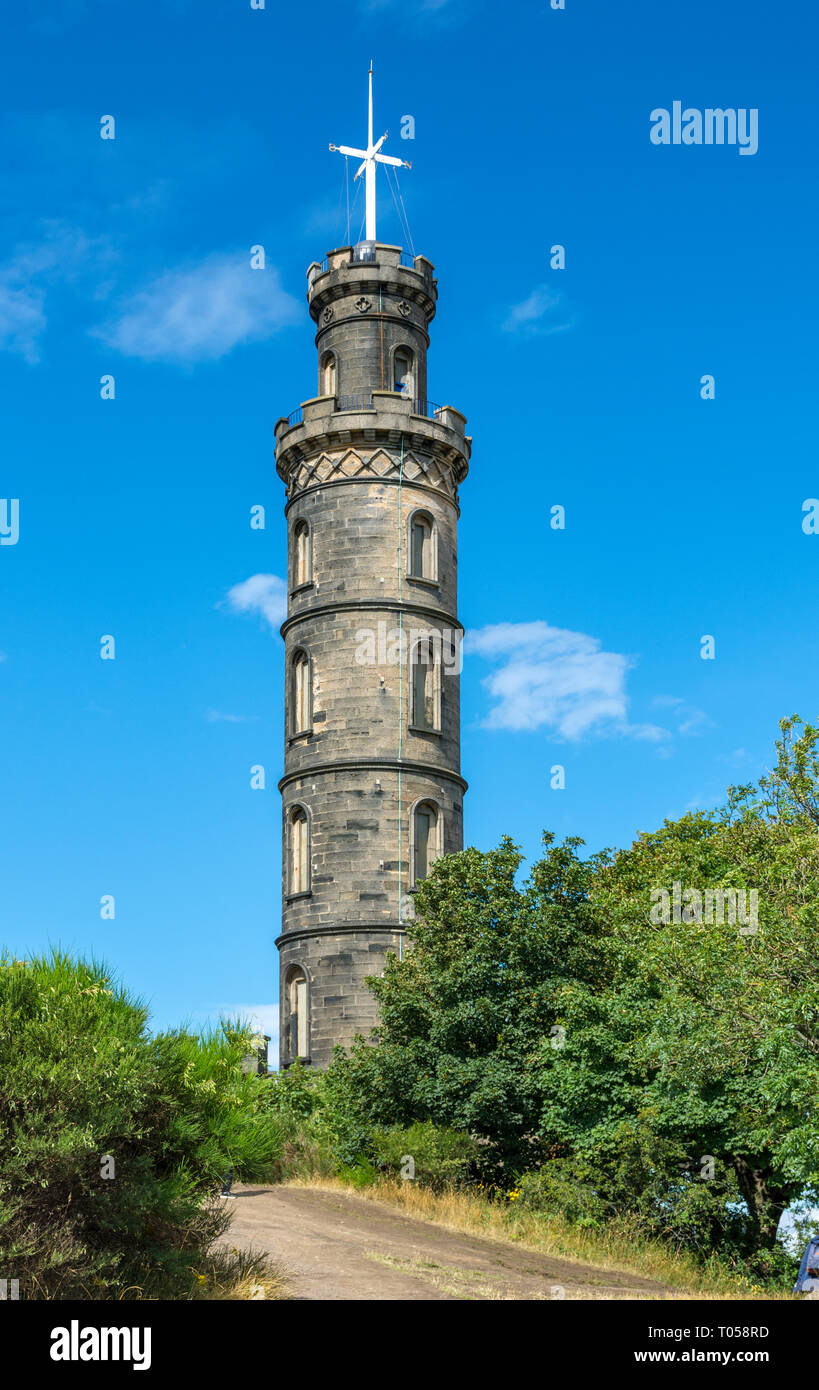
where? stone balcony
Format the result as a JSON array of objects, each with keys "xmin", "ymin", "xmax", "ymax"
[{"xmin": 276, "ymin": 390, "xmax": 467, "ymax": 441}]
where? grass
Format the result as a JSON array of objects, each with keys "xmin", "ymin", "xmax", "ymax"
[
  {"xmin": 187, "ymin": 1245, "xmax": 289, "ymax": 1301},
  {"xmin": 22, "ymin": 1244, "xmax": 289, "ymax": 1302},
  {"xmin": 283, "ymin": 1175, "xmax": 794, "ymax": 1301},
  {"xmin": 366, "ymin": 1251, "xmax": 523, "ymax": 1300}
]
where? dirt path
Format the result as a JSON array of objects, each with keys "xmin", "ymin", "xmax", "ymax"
[{"xmin": 221, "ymin": 1184, "xmax": 676, "ymax": 1301}]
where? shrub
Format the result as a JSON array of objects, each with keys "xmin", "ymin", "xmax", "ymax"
[
  {"xmin": 336, "ymin": 1157, "xmax": 379, "ymax": 1188},
  {"xmin": 0, "ymin": 952, "xmax": 281, "ymax": 1299},
  {"xmin": 515, "ymin": 1161, "xmax": 608, "ymax": 1228},
  {"xmin": 264, "ymin": 1062, "xmax": 336, "ymax": 1180},
  {"xmin": 370, "ymin": 1121, "xmax": 479, "ymax": 1191}
]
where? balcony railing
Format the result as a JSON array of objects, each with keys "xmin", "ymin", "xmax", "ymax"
[
  {"xmin": 307, "ymin": 248, "xmax": 428, "ymax": 286},
  {"xmin": 281, "ymin": 394, "xmax": 452, "ymax": 430},
  {"xmin": 409, "ymin": 398, "xmax": 444, "ymax": 420}
]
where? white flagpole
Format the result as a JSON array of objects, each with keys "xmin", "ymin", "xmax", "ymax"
[
  {"xmin": 366, "ymin": 65, "xmax": 376, "ymax": 241},
  {"xmin": 329, "ymin": 66, "xmax": 411, "ymax": 247}
]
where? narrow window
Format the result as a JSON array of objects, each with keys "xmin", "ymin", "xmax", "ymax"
[
  {"xmin": 288, "ymin": 970, "xmax": 309, "ymax": 1060},
  {"xmin": 393, "ymin": 347, "xmax": 413, "ymax": 396},
  {"xmin": 290, "ymin": 807, "xmax": 309, "ymax": 894},
  {"xmin": 294, "ymin": 520, "xmax": 311, "ymax": 587},
  {"xmin": 291, "ymin": 650, "xmax": 311, "ymax": 734},
  {"xmin": 413, "ymin": 801, "xmax": 439, "ymax": 883},
  {"xmin": 412, "ymin": 640, "xmax": 438, "ymax": 730},
  {"xmin": 320, "ymin": 352, "xmax": 336, "ymax": 397},
  {"xmin": 410, "ymin": 513, "xmax": 433, "ymax": 579}
]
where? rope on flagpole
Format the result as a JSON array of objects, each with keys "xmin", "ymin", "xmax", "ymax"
[
  {"xmin": 334, "ymin": 159, "xmax": 347, "ymax": 245},
  {"xmin": 345, "ymin": 155, "xmax": 350, "ymax": 244},
  {"xmin": 385, "ymin": 164, "xmax": 415, "ymax": 258}
]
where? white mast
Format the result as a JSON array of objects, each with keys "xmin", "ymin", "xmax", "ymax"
[{"xmin": 329, "ymin": 65, "xmax": 411, "ymax": 244}]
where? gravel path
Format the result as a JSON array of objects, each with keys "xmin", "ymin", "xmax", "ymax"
[{"xmin": 220, "ymin": 1184, "xmax": 675, "ymax": 1301}]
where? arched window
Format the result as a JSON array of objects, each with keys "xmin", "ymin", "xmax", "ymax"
[
  {"xmin": 287, "ymin": 967, "xmax": 309, "ymax": 1061},
  {"xmin": 320, "ymin": 351, "xmax": 336, "ymax": 397},
  {"xmin": 293, "ymin": 519, "xmax": 311, "ymax": 587},
  {"xmin": 411, "ymin": 638, "xmax": 440, "ymax": 731},
  {"xmin": 412, "ymin": 800, "xmax": 440, "ymax": 884},
  {"xmin": 289, "ymin": 805, "xmax": 309, "ymax": 895},
  {"xmin": 290, "ymin": 650, "xmax": 311, "ymax": 735},
  {"xmin": 393, "ymin": 346, "xmax": 414, "ymax": 396},
  {"xmin": 409, "ymin": 511, "xmax": 435, "ymax": 580}
]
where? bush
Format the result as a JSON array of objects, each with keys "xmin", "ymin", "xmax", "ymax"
[
  {"xmin": 0, "ymin": 952, "xmax": 281, "ymax": 1299},
  {"xmin": 336, "ymin": 1157, "xmax": 379, "ymax": 1188},
  {"xmin": 516, "ymin": 1162, "xmax": 609, "ymax": 1228},
  {"xmin": 370, "ymin": 1122, "xmax": 479, "ymax": 1191},
  {"xmin": 264, "ymin": 1062, "xmax": 336, "ymax": 1180}
]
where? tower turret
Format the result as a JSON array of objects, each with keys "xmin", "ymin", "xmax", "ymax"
[{"xmin": 308, "ymin": 243, "xmax": 435, "ymax": 405}]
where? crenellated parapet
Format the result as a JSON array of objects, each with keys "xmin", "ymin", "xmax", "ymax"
[{"xmin": 275, "ymin": 392, "xmax": 470, "ymax": 507}]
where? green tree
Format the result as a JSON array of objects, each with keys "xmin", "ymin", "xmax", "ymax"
[
  {"xmin": 326, "ymin": 717, "xmax": 819, "ymax": 1263},
  {"xmin": 0, "ymin": 952, "xmax": 280, "ymax": 1298},
  {"xmin": 545, "ymin": 731, "xmax": 819, "ymax": 1252},
  {"xmin": 328, "ymin": 835, "xmax": 604, "ymax": 1180}
]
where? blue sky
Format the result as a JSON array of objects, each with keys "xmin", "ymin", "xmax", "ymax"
[{"xmin": 1, "ymin": 0, "xmax": 817, "ymax": 1059}]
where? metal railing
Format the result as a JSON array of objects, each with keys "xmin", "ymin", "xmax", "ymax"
[
  {"xmin": 409, "ymin": 398, "xmax": 444, "ymax": 420},
  {"xmin": 309, "ymin": 248, "xmax": 425, "ymax": 279},
  {"xmin": 282, "ymin": 394, "xmax": 449, "ymax": 429}
]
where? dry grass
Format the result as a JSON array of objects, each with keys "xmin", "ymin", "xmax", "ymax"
[
  {"xmin": 284, "ymin": 1175, "xmax": 793, "ymax": 1301},
  {"xmin": 189, "ymin": 1245, "xmax": 290, "ymax": 1301},
  {"xmin": 365, "ymin": 1251, "xmax": 538, "ymax": 1300}
]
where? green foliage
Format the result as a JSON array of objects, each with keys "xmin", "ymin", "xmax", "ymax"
[
  {"xmin": 0, "ymin": 953, "xmax": 281, "ymax": 1299},
  {"xmin": 370, "ymin": 1121, "xmax": 479, "ymax": 1190},
  {"xmin": 264, "ymin": 1063, "xmax": 478, "ymax": 1193},
  {"xmin": 325, "ymin": 836, "xmax": 603, "ymax": 1181},
  {"xmin": 318, "ymin": 716, "xmax": 819, "ymax": 1286},
  {"xmin": 336, "ymin": 1157, "xmax": 379, "ymax": 1188},
  {"xmin": 264, "ymin": 1062, "xmax": 337, "ymax": 1179}
]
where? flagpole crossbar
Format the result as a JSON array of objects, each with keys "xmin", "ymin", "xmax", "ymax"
[{"xmin": 329, "ymin": 69, "xmax": 411, "ymax": 244}]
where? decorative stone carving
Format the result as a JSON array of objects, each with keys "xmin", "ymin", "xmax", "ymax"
[
  {"xmin": 355, "ymin": 297, "xmax": 371, "ymax": 313},
  {"xmin": 284, "ymin": 447, "xmax": 459, "ymax": 502},
  {"xmin": 322, "ymin": 305, "xmax": 334, "ymax": 323},
  {"xmin": 397, "ymin": 300, "xmax": 411, "ymax": 317}
]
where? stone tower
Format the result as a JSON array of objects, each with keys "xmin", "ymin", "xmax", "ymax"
[{"xmin": 274, "ymin": 239, "xmax": 470, "ymax": 1069}]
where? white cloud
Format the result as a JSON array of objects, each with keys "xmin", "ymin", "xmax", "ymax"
[
  {"xmin": 0, "ymin": 222, "xmax": 108, "ymax": 363},
  {"xmin": 467, "ymin": 620, "xmax": 667, "ymax": 742},
  {"xmin": 0, "ymin": 282, "xmax": 46, "ymax": 364},
  {"xmin": 652, "ymin": 695, "xmax": 714, "ymax": 736},
  {"xmin": 94, "ymin": 253, "xmax": 300, "ymax": 364},
  {"xmin": 222, "ymin": 573, "xmax": 287, "ymax": 634},
  {"xmin": 205, "ymin": 709, "xmax": 255, "ymax": 724},
  {"xmin": 503, "ymin": 283, "xmax": 574, "ymax": 336}
]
